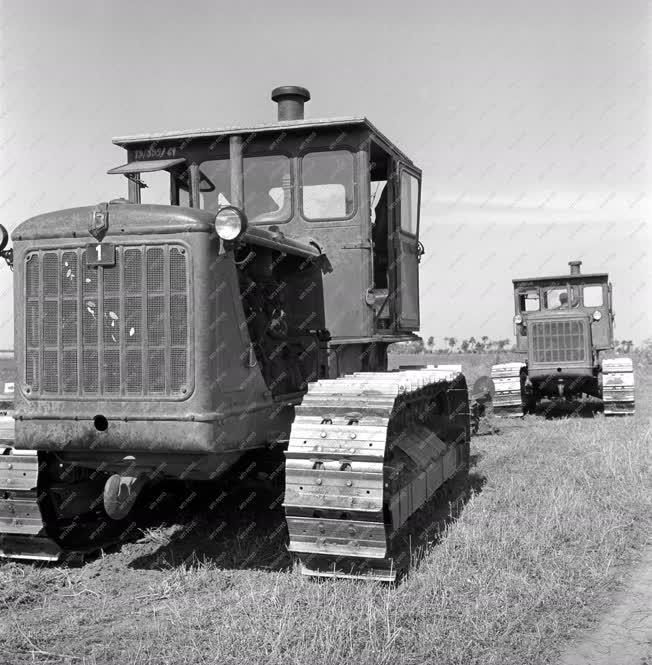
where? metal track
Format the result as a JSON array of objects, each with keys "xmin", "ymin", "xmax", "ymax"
[
  {"xmin": 602, "ymin": 357, "xmax": 635, "ymax": 416},
  {"xmin": 490, "ymin": 363, "xmax": 525, "ymax": 417},
  {"xmin": 0, "ymin": 450, "xmax": 62, "ymax": 560},
  {"xmin": 284, "ymin": 367, "xmax": 470, "ymax": 581},
  {"xmin": 1, "ymin": 444, "xmax": 130, "ymax": 562}
]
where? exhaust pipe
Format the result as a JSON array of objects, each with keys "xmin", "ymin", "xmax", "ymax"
[
  {"xmin": 271, "ymin": 86, "xmax": 311, "ymax": 121},
  {"xmin": 569, "ymin": 260, "xmax": 582, "ymax": 275}
]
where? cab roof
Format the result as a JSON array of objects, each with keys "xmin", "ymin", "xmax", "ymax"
[
  {"xmin": 514, "ymin": 273, "xmax": 608, "ymax": 286},
  {"xmin": 112, "ymin": 116, "xmax": 415, "ymax": 166}
]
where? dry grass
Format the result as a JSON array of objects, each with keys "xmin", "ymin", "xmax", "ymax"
[{"xmin": 0, "ymin": 356, "xmax": 650, "ymax": 665}]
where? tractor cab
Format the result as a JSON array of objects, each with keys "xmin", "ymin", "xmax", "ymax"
[
  {"xmin": 108, "ymin": 86, "xmax": 422, "ymax": 347},
  {"xmin": 512, "ymin": 261, "xmax": 613, "ymax": 369}
]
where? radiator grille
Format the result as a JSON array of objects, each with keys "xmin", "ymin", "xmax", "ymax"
[
  {"xmin": 24, "ymin": 244, "xmax": 190, "ymax": 398},
  {"xmin": 530, "ymin": 319, "xmax": 586, "ymax": 364}
]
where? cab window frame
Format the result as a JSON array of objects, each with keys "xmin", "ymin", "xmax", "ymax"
[
  {"xmin": 197, "ymin": 152, "xmax": 294, "ymax": 223},
  {"xmin": 299, "ymin": 147, "xmax": 358, "ymax": 223},
  {"xmin": 242, "ymin": 151, "xmax": 294, "ymax": 225},
  {"xmin": 398, "ymin": 166, "xmax": 421, "ymax": 237},
  {"xmin": 582, "ymin": 283, "xmax": 605, "ymax": 308},
  {"xmin": 543, "ymin": 286, "xmax": 569, "ymax": 310},
  {"xmin": 518, "ymin": 288, "xmax": 541, "ymax": 312}
]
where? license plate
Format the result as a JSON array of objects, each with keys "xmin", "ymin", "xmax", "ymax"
[{"xmin": 86, "ymin": 243, "xmax": 115, "ymax": 267}]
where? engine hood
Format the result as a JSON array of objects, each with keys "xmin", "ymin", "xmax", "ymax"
[
  {"xmin": 525, "ymin": 310, "xmax": 590, "ymax": 323},
  {"xmin": 12, "ymin": 202, "xmax": 215, "ymax": 242}
]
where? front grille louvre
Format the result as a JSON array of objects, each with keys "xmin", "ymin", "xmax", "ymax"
[
  {"xmin": 531, "ymin": 319, "xmax": 586, "ymax": 364},
  {"xmin": 24, "ymin": 244, "xmax": 190, "ymax": 399}
]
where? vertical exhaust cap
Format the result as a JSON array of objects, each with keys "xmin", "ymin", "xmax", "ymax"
[
  {"xmin": 271, "ymin": 86, "xmax": 311, "ymax": 121},
  {"xmin": 569, "ymin": 260, "xmax": 582, "ymax": 275}
]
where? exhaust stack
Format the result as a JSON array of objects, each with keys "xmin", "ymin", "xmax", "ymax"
[
  {"xmin": 271, "ymin": 86, "xmax": 311, "ymax": 121},
  {"xmin": 569, "ymin": 260, "xmax": 582, "ymax": 275}
]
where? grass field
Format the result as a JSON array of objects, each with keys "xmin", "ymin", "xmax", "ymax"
[{"xmin": 0, "ymin": 354, "xmax": 650, "ymax": 665}]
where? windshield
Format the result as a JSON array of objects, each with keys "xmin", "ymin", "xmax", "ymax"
[
  {"xmin": 543, "ymin": 285, "xmax": 582, "ymax": 309},
  {"xmin": 199, "ymin": 155, "xmax": 291, "ymax": 222},
  {"xmin": 543, "ymin": 287, "xmax": 568, "ymax": 309},
  {"xmin": 128, "ymin": 170, "xmax": 173, "ymax": 204}
]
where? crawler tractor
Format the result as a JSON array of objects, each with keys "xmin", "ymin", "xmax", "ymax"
[
  {"xmin": 491, "ymin": 261, "xmax": 635, "ymax": 417},
  {"xmin": 0, "ymin": 87, "xmax": 471, "ymax": 580}
]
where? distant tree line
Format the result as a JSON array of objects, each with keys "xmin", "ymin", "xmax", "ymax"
[
  {"xmin": 390, "ymin": 336, "xmax": 652, "ymax": 358},
  {"xmin": 391, "ymin": 336, "xmax": 514, "ymax": 355}
]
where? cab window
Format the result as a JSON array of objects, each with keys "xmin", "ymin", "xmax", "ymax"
[
  {"xmin": 583, "ymin": 285, "xmax": 604, "ymax": 307},
  {"xmin": 199, "ymin": 155, "xmax": 292, "ymax": 222},
  {"xmin": 243, "ymin": 155, "xmax": 291, "ymax": 222},
  {"xmin": 543, "ymin": 287, "xmax": 568, "ymax": 309},
  {"xmin": 399, "ymin": 171, "xmax": 419, "ymax": 234},
  {"xmin": 124, "ymin": 170, "xmax": 175, "ymax": 205},
  {"xmin": 198, "ymin": 159, "xmax": 230, "ymax": 211},
  {"xmin": 518, "ymin": 289, "xmax": 540, "ymax": 312},
  {"xmin": 301, "ymin": 150, "xmax": 354, "ymax": 220}
]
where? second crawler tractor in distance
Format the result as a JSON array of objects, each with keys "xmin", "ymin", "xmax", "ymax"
[{"xmin": 491, "ymin": 260, "xmax": 635, "ymax": 417}]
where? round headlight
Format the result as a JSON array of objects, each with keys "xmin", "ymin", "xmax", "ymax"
[
  {"xmin": 514, "ymin": 314, "xmax": 523, "ymax": 325},
  {"xmin": 593, "ymin": 310, "xmax": 602, "ymax": 321},
  {"xmin": 214, "ymin": 206, "xmax": 248, "ymax": 241}
]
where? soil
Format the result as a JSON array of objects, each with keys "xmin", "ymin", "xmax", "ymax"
[{"xmin": 558, "ymin": 546, "xmax": 652, "ymax": 665}]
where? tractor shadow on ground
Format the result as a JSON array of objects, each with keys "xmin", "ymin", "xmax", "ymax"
[
  {"xmin": 387, "ymin": 463, "xmax": 487, "ymax": 584},
  {"xmin": 475, "ymin": 399, "xmax": 603, "ymax": 436},
  {"xmin": 127, "ymin": 481, "xmax": 293, "ymax": 573},
  {"xmin": 126, "ymin": 462, "xmax": 488, "ymax": 579},
  {"xmin": 532, "ymin": 398, "xmax": 602, "ymax": 419}
]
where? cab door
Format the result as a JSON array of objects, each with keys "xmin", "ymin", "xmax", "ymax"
[{"xmin": 393, "ymin": 166, "xmax": 421, "ymax": 329}]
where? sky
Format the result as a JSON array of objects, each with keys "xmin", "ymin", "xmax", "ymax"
[{"xmin": 0, "ymin": 0, "xmax": 650, "ymax": 348}]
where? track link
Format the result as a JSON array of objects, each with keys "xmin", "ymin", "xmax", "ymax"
[
  {"xmin": 602, "ymin": 357, "xmax": 635, "ymax": 416},
  {"xmin": 490, "ymin": 362, "xmax": 526, "ymax": 417},
  {"xmin": 284, "ymin": 367, "xmax": 471, "ymax": 581},
  {"xmin": 0, "ymin": 450, "xmax": 62, "ymax": 560},
  {"xmin": 0, "ymin": 446, "xmax": 134, "ymax": 562}
]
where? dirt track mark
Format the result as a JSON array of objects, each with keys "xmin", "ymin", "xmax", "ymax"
[{"xmin": 559, "ymin": 545, "xmax": 652, "ymax": 665}]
